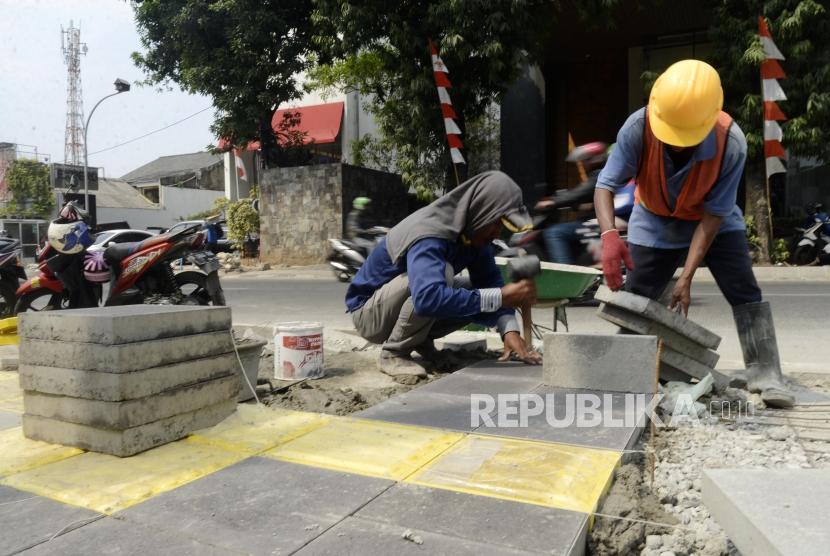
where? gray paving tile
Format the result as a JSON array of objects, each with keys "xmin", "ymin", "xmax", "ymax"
[
  {"xmin": 454, "ymin": 360, "xmax": 544, "ymax": 381},
  {"xmin": 417, "ymin": 371, "xmax": 542, "ymax": 398},
  {"xmin": 19, "ymin": 516, "xmax": 229, "ymax": 555},
  {"xmin": 474, "ymin": 386, "xmax": 650, "ymax": 451},
  {"xmin": 0, "ymin": 485, "xmax": 101, "ymax": 555},
  {"xmin": 295, "ymin": 516, "xmax": 542, "ymax": 555},
  {"xmin": 355, "ymin": 483, "xmax": 587, "ymax": 555},
  {"xmin": 702, "ymin": 469, "xmax": 830, "ymax": 556},
  {"xmin": 0, "ymin": 409, "xmax": 20, "ymax": 430},
  {"xmin": 119, "ymin": 457, "xmax": 394, "ymax": 555},
  {"xmin": 355, "ymin": 390, "xmax": 479, "ymax": 431}
]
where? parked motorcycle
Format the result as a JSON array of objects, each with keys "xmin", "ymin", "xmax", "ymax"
[
  {"xmin": 791, "ymin": 203, "xmax": 830, "ymax": 266},
  {"xmin": 327, "ymin": 226, "xmax": 389, "ymax": 282},
  {"xmin": 0, "ymin": 236, "xmax": 26, "ymax": 317},
  {"xmin": 15, "ymin": 204, "xmax": 225, "ymax": 312}
]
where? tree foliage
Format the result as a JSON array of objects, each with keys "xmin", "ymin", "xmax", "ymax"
[
  {"xmin": 131, "ymin": 0, "xmax": 315, "ymax": 163},
  {"xmin": 226, "ymin": 196, "xmax": 259, "ymax": 248},
  {"xmin": 2, "ymin": 160, "xmax": 54, "ymax": 219},
  {"xmin": 309, "ymin": 0, "xmax": 551, "ymax": 195},
  {"xmin": 708, "ymin": 0, "xmax": 830, "ymax": 161}
]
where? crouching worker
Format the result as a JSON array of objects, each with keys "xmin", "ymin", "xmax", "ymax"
[{"xmin": 346, "ymin": 171, "xmax": 542, "ymax": 378}]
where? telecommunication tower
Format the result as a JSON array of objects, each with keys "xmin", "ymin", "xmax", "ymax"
[{"xmin": 62, "ymin": 21, "xmax": 87, "ymax": 166}]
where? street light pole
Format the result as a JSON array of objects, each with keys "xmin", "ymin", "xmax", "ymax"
[{"xmin": 82, "ymin": 78, "xmax": 130, "ymax": 212}]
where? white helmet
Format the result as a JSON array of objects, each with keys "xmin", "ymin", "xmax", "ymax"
[{"xmin": 47, "ymin": 220, "xmax": 92, "ymax": 255}]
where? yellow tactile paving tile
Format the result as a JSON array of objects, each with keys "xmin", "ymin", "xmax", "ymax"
[
  {"xmin": 407, "ymin": 434, "xmax": 620, "ymax": 514},
  {"xmin": 0, "ymin": 372, "xmax": 21, "ymax": 400},
  {"xmin": 0, "ymin": 393, "xmax": 23, "ymax": 413},
  {"xmin": 0, "ymin": 427, "xmax": 83, "ymax": 477},
  {"xmin": 1, "ymin": 440, "xmax": 246, "ymax": 514},
  {"xmin": 263, "ymin": 418, "xmax": 464, "ymax": 481},
  {"xmin": 187, "ymin": 404, "xmax": 331, "ymax": 455}
]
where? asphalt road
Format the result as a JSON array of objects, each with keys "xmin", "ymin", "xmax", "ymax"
[{"xmin": 223, "ymin": 275, "xmax": 830, "ymax": 374}]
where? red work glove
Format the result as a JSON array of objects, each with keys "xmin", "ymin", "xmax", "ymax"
[{"xmin": 600, "ymin": 230, "xmax": 634, "ymax": 291}]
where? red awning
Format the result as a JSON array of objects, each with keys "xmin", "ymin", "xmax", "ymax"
[
  {"xmin": 272, "ymin": 102, "xmax": 343, "ymax": 146},
  {"xmin": 216, "ymin": 101, "xmax": 344, "ymax": 151}
]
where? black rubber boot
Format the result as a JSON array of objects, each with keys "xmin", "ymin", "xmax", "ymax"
[{"xmin": 732, "ymin": 301, "xmax": 794, "ymax": 409}]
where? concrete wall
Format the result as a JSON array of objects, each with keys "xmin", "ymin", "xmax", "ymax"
[
  {"xmin": 98, "ymin": 186, "xmax": 223, "ymax": 230},
  {"xmin": 259, "ymin": 164, "xmax": 406, "ymax": 265}
]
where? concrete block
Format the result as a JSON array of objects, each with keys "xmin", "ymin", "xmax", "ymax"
[
  {"xmin": 595, "ymin": 286, "xmax": 721, "ymax": 349},
  {"xmin": 597, "ymin": 303, "xmax": 720, "ymax": 367},
  {"xmin": 0, "ymin": 344, "xmax": 18, "ymax": 371},
  {"xmin": 18, "ymin": 352, "xmax": 237, "ymax": 401},
  {"xmin": 22, "ymin": 399, "xmax": 236, "ymax": 457},
  {"xmin": 661, "ymin": 346, "xmax": 730, "ymax": 392},
  {"xmin": 543, "ymin": 333, "xmax": 658, "ymax": 394},
  {"xmin": 18, "ymin": 305, "xmax": 232, "ymax": 344},
  {"xmin": 702, "ymin": 469, "xmax": 830, "ymax": 556},
  {"xmin": 433, "ymin": 338, "xmax": 488, "ymax": 352},
  {"xmin": 23, "ymin": 374, "xmax": 238, "ymax": 429},
  {"xmin": 19, "ymin": 330, "xmax": 234, "ymax": 373}
]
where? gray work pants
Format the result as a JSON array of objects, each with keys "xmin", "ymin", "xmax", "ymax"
[{"xmin": 351, "ymin": 268, "xmax": 472, "ymax": 355}]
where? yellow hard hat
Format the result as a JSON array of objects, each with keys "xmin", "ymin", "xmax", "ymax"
[{"xmin": 648, "ymin": 60, "xmax": 724, "ymax": 147}]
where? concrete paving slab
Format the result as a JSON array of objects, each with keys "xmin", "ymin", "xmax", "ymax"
[
  {"xmin": 18, "ymin": 305, "xmax": 231, "ymax": 344},
  {"xmin": 543, "ymin": 333, "xmax": 657, "ymax": 394},
  {"xmin": 22, "ymin": 399, "xmax": 236, "ymax": 457},
  {"xmin": 0, "ymin": 427, "xmax": 83, "ymax": 477},
  {"xmin": 296, "ymin": 516, "xmax": 541, "ymax": 555},
  {"xmin": 595, "ymin": 285, "xmax": 721, "ymax": 349},
  {"xmin": 454, "ymin": 360, "xmax": 544, "ymax": 381},
  {"xmin": 0, "ymin": 485, "xmax": 101, "ymax": 555},
  {"xmin": 120, "ymin": 457, "xmax": 394, "ymax": 555},
  {"xmin": 661, "ymin": 345, "xmax": 729, "ymax": 391},
  {"xmin": 474, "ymin": 385, "xmax": 650, "ymax": 452},
  {"xmin": 0, "ymin": 408, "xmax": 21, "ymax": 430},
  {"xmin": 355, "ymin": 389, "xmax": 481, "ymax": 431},
  {"xmin": 23, "ymin": 374, "xmax": 238, "ymax": 429},
  {"xmin": 2, "ymin": 439, "xmax": 245, "ymax": 514},
  {"xmin": 417, "ymin": 370, "xmax": 542, "ymax": 399},
  {"xmin": 19, "ymin": 331, "xmax": 234, "ymax": 373},
  {"xmin": 19, "ymin": 352, "xmax": 236, "ymax": 401},
  {"xmin": 408, "ymin": 434, "xmax": 619, "ymax": 514},
  {"xmin": 20, "ymin": 516, "xmax": 230, "ymax": 556},
  {"xmin": 264, "ymin": 418, "xmax": 462, "ymax": 481},
  {"xmin": 702, "ymin": 468, "xmax": 830, "ymax": 556},
  {"xmin": 356, "ymin": 482, "xmax": 588, "ymax": 555},
  {"xmin": 597, "ymin": 302, "xmax": 720, "ymax": 367}
]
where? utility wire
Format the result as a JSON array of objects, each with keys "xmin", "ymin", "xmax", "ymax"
[{"xmin": 87, "ymin": 106, "xmax": 213, "ymax": 157}]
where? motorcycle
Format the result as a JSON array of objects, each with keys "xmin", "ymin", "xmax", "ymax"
[
  {"xmin": 327, "ymin": 226, "xmax": 389, "ymax": 282},
  {"xmin": 791, "ymin": 204, "xmax": 830, "ymax": 266},
  {"xmin": 15, "ymin": 208, "xmax": 225, "ymax": 312},
  {"xmin": 0, "ymin": 236, "xmax": 26, "ymax": 317}
]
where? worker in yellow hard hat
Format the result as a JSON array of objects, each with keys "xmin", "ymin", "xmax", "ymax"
[{"xmin": 594, "ymin": 59, "xmax": 793, "ymax": 408}]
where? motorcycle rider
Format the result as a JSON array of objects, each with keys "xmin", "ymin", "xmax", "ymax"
[
  {"xmin": 594, "ymin": 59, "xmax": 793, "ymax": 408},
  {"xmin": 45, "ymin": 202, "xmax": 98, "ymax": 309},
  {"xmin": 346, "ymin": 197, "xmax": 375, "ymax": 256},
  {"xmin": 346, "ymin": 171, "xmax": 541, "ymax": 378},
  {"xmin": 536, "ymin": 142, "xmax": 609, "ymax": 264}
]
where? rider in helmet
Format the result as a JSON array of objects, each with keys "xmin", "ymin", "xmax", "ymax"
[
  {"xmin": 535, "ymin": 142, "xmax": 609, "ymax": 264},
  {"xmin": 46, "ymin": 201, "xmax": 98, "ymax": 308},
  {"xmin": 346, "ymin": 197, "xmax": 375, "ymax": 255}
]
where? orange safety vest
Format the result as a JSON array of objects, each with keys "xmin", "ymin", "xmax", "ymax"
[{"xmin": 635, "ymin": 109, "xmax": 733, "ymax": 221}]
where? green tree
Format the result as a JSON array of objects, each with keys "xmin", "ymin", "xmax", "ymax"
[
  {"xmin": 131, "ymin": 0, "xmax": 315, "ymax": 166},
  {"xmin": 2, "ymin": 160, "xmax": 54, "ymax": 219},
  {"xmin": 309, "ymin": 0, "xmax": 551, "ymax": 196},
  {"xmin": 708, "ymin": 0, "xmax": 830, "ymax": 262}
]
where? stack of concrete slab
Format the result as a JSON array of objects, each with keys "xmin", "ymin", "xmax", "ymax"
[
  {"xmin": 594, "ymin": 286, "xmax": 729, "ymax": 391},
  {"xmin": 17, "ymin": 305, "xmax": 239, "ymax": 457}
]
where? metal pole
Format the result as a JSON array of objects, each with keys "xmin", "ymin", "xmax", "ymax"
[{"xmin": 83, "ymin": 91, "xmax": 122, "ymax": 210}]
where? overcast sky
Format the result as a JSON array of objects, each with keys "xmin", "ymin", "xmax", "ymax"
[{"xmin": 0, "ymin": 0, "xmax": 215, "ymax": 178}]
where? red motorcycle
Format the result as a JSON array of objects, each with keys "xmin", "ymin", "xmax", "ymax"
[{"xmin": 15, "ymin": 220, "xmax": 225, "ymax": 312}]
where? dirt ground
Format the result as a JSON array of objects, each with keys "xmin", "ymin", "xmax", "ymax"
[{"xmin": 252, "ymin": 340, "xmax": 496, "ymax": 416}]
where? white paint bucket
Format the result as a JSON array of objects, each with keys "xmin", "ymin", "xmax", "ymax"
[{"xmin": 274, "ymin": 322, "xmax": 324, "ymax": 380}]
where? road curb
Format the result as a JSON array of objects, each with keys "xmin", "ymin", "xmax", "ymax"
[{"xmin": 680, "ymin": 266, "xmax": 830, "ymax": 283}]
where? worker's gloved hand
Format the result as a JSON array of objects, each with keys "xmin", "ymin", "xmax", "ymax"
[
  {"xmin": 600, "ymin": 230, "xmax": 634, "ymax": 291},
  {"xmin": 501, "ymin": 279, "xmax": 537, "ymax": 308}
]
